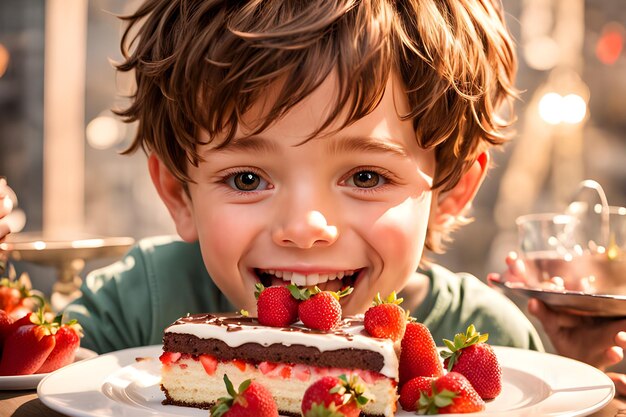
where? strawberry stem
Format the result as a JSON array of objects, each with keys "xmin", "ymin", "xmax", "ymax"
[
  {"xmin": 440, "ymin": 324, "xmax": 489, "ymax": 371},
  {"xmin": 372, "ymin": 291, "xmax": 404, "ymax": 306}
]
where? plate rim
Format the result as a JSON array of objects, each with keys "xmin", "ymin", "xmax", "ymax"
[{"xmin": 37, "ymin": 344, "xmax": 615, "ymax": 417}]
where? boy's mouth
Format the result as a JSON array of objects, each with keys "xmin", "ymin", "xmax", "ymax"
[{"xmin": 254, "ymin": 268, "xmax": 363, "ymax": 292}]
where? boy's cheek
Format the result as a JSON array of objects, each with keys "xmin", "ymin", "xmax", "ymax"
[{"xmin": 367, "ymin": 199, "xmax": 431, "ymax": 257}]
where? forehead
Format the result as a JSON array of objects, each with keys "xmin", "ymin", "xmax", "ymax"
[
  {"xmin": 205, "ymin": 73, "xmax": 416, "ymax": 150},
  {"xmin": 197, "ymin": 73, "xmax": 435, "ymax": 175}
]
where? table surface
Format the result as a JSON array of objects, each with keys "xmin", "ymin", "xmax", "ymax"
[{"xmin": 1, "ymin": 389, "xmax": 625, "ymax": 417}]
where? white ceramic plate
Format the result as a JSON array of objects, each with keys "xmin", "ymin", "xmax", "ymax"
[
  {"xmin": 38, "ymin": 345, "xmax": 614, "ymax": 417},
  {"xmin": 0, "ymin": 348, "xmax": 98, "ymax": 390},
  {"xmin": 490, "ymin": 278, "xmax": 626, "ymax": 317}
]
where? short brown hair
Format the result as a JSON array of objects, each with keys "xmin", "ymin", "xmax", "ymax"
[{"xmin": 115, "ymin": 0, "xmax": 517, "ymax": 252}]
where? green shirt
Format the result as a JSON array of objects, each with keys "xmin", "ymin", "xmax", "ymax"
[{"xmin": 65, "ymin": 236, "xmax": 543, "ymax": 354}]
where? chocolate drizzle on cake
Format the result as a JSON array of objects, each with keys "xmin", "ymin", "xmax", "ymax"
[{"xmin": 174, "ymin": 313, "xmax": 365, "ymax": 341}]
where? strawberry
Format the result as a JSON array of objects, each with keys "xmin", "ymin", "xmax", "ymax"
[
  {"xmin": 417, "ymin": 372, "xmax": 485, "ymax": 414},
  {"xmin": 0, "ymin": 275, "xmax": 45, "ymax": 320},
  {"xmin": 294, "ymin": 286, "xmax": 353, "ymax": 331},
  {"xmin": 255, "ymin": 283, "xmax": 300, "ymax": 327},
  {"xmin": 398, "ymin": 376, "xmax": 435, "ymax": 411},
  {"xmin": 364, "ymin": 291, "xmax": 407, "ymax": 341},
  {"xmin": 399, "ymin": 321, "xmax": 443, "ymax": 386},
  {"xmin": 0, "ymin": 308, "xmax": 12, "ymax": 347},
  {"xmin": 7, "ymin": 311, "xmax": 35, "ymax": 335},
  {"xmin": 210, "ymin": 374, "xmax": 278, "ymax": 417},
  {"xmin": 0, "ymin": 309, "xmax": 56, "ymax": 375},
  {"xmin": 440, "ymin": 324, "xmax": 502, "ymax": 399},
  {"xmin": 301, "ymin": 375, "xmax": 369, "ymax": 417},
  {"xmin": 37, "ymin": 318, "xmax": 83, "ymax": 373},
  {"xmin": 0, "ymin": 284, "xmax": 22, "ymax": 315}
]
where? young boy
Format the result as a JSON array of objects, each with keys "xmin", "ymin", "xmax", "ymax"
[{"xmin": 6, "ymin": 1, "xmax": 542, "ymax": 354}]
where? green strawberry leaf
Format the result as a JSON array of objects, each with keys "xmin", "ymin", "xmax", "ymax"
[
  {"xmin": 418, "ymin": 384, "xmax": 458, "ymax": 415},
  {"xmin": 238, "ymin": 379, "xmax": 252, "ymax": 393},
  {"xmin": 254, "ymin": 283, "xmax": 265, "ymax": 300},
  {"xmin": 337, "ymin": 374, "xmax": 370, "ymax": 408},
  {"xmin": 223, "ymin": 374, "xmax": 238, "ymax": 398},
  {"xmin": 210, "ymin": 399, "xmax": 232, "ymax": 417},
  {"xmin": 371, "ymin": 291, "xmax": 404, "ymax": 306},
  {"xmin": 335, "ymin": 286, "xmax": 353, "ymax": 299},
  {"xmin": 288, "ymin": 284, "xmax": 311, "ymax": 300},
  {"xmin": 442, "ymin": 339, "xmax": 456, "ymax": 353},
  {"xmin": 433, "ymin": 389, "xmax": 456, "ymax": 407}
]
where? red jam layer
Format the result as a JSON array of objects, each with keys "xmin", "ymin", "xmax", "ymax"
[{"xmin": 160, "ymin": 351, "xmax": 390, "ymax": 384}]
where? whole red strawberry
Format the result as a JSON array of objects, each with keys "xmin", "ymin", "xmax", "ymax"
[
  {"xmin": 210, "ymin": 375, "xmax": 278, "ymax": 417},
  {"xmin": 364, "ymin": 292, "xmax": 407, "ymax": 341},
  {"xmin": 0, "ymin": 309, "xmax": 56, "ymax": 375},
  {"xmin": 398, "ymin": 376, "xmax": 435, "ymax": 411},
  {"xmin": 296, "ymin": 287, "xmax": 352, "ymax": 331},
  {"xmin": 37, "ymin": 318, "xmax": 83, "ymax": 373},
  {"xmin": 418, "ymin": 372, "xmax": 485, "ymax": 414},
  {"xmin": 399, "ymin": 321, "xmax": 443, "ymax": 386},
  {"xmin": 255, "ymin": 284, "xmax": 299, "ymax": 327},
  {"xmin": 441, "ymin": 324, "xmax": 502, "ymax": 399},
  {"xmin": 301, "ymin": 375, "xmax": 369, "ymax": 417}
]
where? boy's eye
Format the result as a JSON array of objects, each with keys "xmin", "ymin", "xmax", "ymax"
[
  {"xmin": 348, "ymin": 170, "xmax": 385, "ymax": 188},
  {"xmin": 226, "ymin": 172, "xmax": 269, "ymax": 191}
]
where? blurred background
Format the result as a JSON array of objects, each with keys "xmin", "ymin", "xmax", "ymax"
[{"xmin": 0, "ymin": 0, "xmax": 625, "ymax": 348}]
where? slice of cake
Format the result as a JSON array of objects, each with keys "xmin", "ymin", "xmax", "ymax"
[{"xmin": 160, "ymin": 313, "xmax": 399, "ymax": 417}]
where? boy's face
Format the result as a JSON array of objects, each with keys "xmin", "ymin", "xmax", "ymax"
[{"xmin": 178, "ymin": 75, "xmax": 436, "ymax": 315}]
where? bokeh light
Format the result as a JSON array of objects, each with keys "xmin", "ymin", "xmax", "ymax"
[
  {"xmin": 86, "ymin": 114, "xmax": 126, "ymax": 149},
  {"xmin": 561, "ymin": 94, "xmax": 587, "ymax": 124},
  {"xmin": 596, "ymin": 22, "xmax": 624, "ymax": 65},
  {"xmin": 0, "ymin": 42, "xmax": 9, "ymax": 78},
  {"xmin": 538, "ymin": 92, "xmax": 563, "ymax": 125},
  {"xmin": 538, "ymin": 92, "xmax": 587, "ymax": 125}
]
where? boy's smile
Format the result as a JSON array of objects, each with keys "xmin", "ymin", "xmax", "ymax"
[{"xmin": 176, "ymin": 73, "xmax": 436, "ymax": 315}]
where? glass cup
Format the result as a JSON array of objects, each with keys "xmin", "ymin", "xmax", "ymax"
[
  {"xmin": 516, "ymin": 208, "xmax": 626, "ymax": 295},
  {"xmin": 516, "ymin": 213, "xmax": 583, "ymax": 288}
]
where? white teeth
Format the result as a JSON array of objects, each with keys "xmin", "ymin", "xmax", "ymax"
[
  {"xmin": 305, "ymin": 274, "xmax": 319, "ymax": 286},
  {"xmin": 258, "ymin": 269, "xmax": 357, "ymax": 286},
  {"xmin": 291, "ymin": 272, "xmax": 306, "ymax": 286}
]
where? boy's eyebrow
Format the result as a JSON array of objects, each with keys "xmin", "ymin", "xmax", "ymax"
[
  {"xmin": 210, "ymin": 134, "xmax": 408, "ymax": 157},
  {"xmin": 327, "ymin": 136, "xmax": 409, "ymax": 157},
  {"xmin": 210, "ymin": 135, "xmax": 280, "ymax": 154}
]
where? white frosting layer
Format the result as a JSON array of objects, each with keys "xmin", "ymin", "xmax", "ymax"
[{"xmin": 165, "ymin": 314, "xmax": 399, "ymax": 379}]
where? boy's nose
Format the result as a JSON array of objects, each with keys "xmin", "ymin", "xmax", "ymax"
[{"xmin": 272, "ymin": 210, "xmax": 338, "ymax": 249}]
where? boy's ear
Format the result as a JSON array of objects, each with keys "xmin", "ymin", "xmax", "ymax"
[
  {"xmin": 148, "ymin": 153, "xmax": 198, "ymax": 242},
  {"xmin": 434, "ymin": 151, "xmax": 489, "ymax": 223}
]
